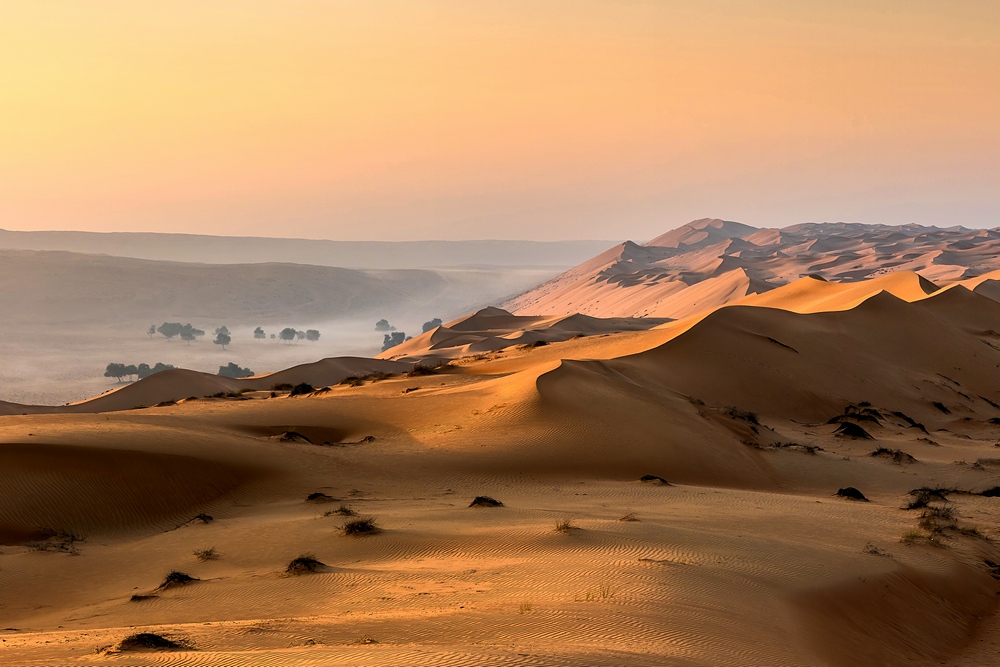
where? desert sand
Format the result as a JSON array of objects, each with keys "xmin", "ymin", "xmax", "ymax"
[
  {"xmin": 3, "ymin": 261, "xmax": 1000, "ymax": 666},
  {"xmin": 503, "ymin": 218, "xmax": 1000, "ymax": 318}
]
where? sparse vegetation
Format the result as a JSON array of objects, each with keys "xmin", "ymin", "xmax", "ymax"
[
  {"xmin": 619, "ymin": 512, "xmax": 639, "ymax": 522},
  {"xmin": 870, "ymin": 447, "xmax": 917, "ymax": 464},
  {"xmin": 129, "ymin": 594, "xmax": 158, "ymax": 602},
  {"xmin": 723, "ymin": 406, "xmax": 759, "ymax": 425},
  {"xmin": 104, "ymin": 361, "xmax": 174, "ymax": 382},
  {"xmin": 639, "ymin": 474, "xmax": 670, "ymax": 485},
  {"xmin": 407, "ymin": 364, "xmax": 440, "ymax": 377},
  {"xmin": 306, "ymin": 492, "xmax": 335, "ymax": 502},
  {"xmin": 518, "ymin": 601, "xmax": 533, "ymax": 614},
  {"xmin": 116, "ymin": 633, "xmax": 186, "ymax": 652},
  {"xmin": 193, "ymin": 547, "xmax": 219, "ymax": 562},
  {"xmin": 554, "ymin": 518, "xmax": 576, "ymax": 533},
  {"xmin": 469, "ymin": 496, "xmax": 503, "ymax": 507},
  {"xmin": 770, "ymin": 441, "xmax": 822, "ymax": 455},
  {"xmin": 343, "ymin": 517, "xmax": 379, "ymax": 536},
  {"xmin": 26, "ymin": 528, "xmax": 84, "ymax": 553},
  {"xmin": 340, "ymin": 371, "xmax": 395, "ymax": 386},
  {"xmin": 835, "ymin": 487, "xmax": 869, "ymax": 501},
  {"xmin": 286, "ymin": 553, "xmax": 326, "ymax": 574},
  {"xmin": 324, "ymin": 505, "xmax": 356, "ymax": 517},
  {"xmin": 191, "ymin": 513, "xmax": 214, "ymax": 524},
  {"xmin": 157, "ymin": 571, "xmax": 199, "ymax": 590},
  {"xmin": 862, "ymin": 542, "xmax": 891, "ymax": 557},
  {"xmin": 288, "ymin": 382, "xmax": 316, "ymax": 396}
]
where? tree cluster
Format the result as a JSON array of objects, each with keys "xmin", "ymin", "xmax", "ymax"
[
  {"xmin": 152, "ymin": 322, "xmax": 205, "ymax": 344},
  {"xmin": 218, "ymin": 362, "xmax": 254, "ymax": 379},
  {"xmin": 278, "ymin": 328, "xmax": 320, "ymax": 344},
  {"xmin": 104, "ymin": 362, "xmax": 175, "ymax": 382}
]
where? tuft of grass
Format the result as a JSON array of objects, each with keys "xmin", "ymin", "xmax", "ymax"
[
  {"xmin": 25, "ymin": 528, "xmax": 84, "ymax": 553},
  {"xmin": 324, "ymin": 505, "xmax": 357, "ymax": 517},
  {"xmin": 518, "ymin": 601, "xmax": 533, "ymax": 614},
  {"xmin": 619, "ymin": 512, "xmax": 639, "ymax": 522},
  {"xmin": 355, "ymin": 634, "xmax": 378, "ymax": 644},
  {"xmin": 862, "ymin": 542, "xmax": 892, "ymax": 557},
  {"xmin": 306, "ymin": 492, "xmax": 335, "ymax": 502},
  {"xmin": 554, "ymin": 518, "xmax": 576, "ymax": 533},
  {"xmin": 191, "ymin": 513, "xmax": 213, "ymax": 524},
  {"xmin": 286, "ymin": 553, "xmax": 326, "ymax": 574},
  {"xmin": 193, "ymin": 547, "xmax": 219, "ymax": 562},
  {"xmin": 343, "ymin": 517, "xmax": 380, "ymax": 536},
  {"xmin": 900, "ymin": 530, "xmax": 926, "ymax": 544}
]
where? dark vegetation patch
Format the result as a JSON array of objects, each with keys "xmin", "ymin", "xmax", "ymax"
[
  {"xmin": 324, "ymin": 505, "xmax": 356, "ymax": 517},
  {"xmin": 279, "ymin": 431, "xmax": 312, "ymax": 443},
  {"xmin": 906, "ymin": 487, "xmax": 952, "ymax": 509},
  {"xmin": 770, "ymin": 441, "xmax": 822, "ymax": 455},
  {"xmin": 25, "ymin": 528, "xmax": 83, "ymax": 553},
  {"xmin": 619, "ymin": 512, "xmax": 639, "ymax": 522},
  {"xmin": 834, "ymin": 422, "xmax": 874, "ymax": 439},
  {"xmin": 306, "ymin": 492, "xmax": 336, "ymax": 503},
  {"xmin": 723, "ymin": 406, "xmax": 759, "ymax": 425},
  {"xmin": 892, "ymin": 411, "xmax": 928, "ymax": 433},
  {"xmin": 288, "ymin": 383, "xmax": 316, "ymax": 397},
  {"xmin": 342, "ymin": 517, "xmax": 379, "ymax": 536},
  {"xmin": 870, "ymin": 448, "xmax": 917, "ymax": 464},
  {"xmin": 469, "ymin": 496, "xmax": 503, "ymax": 507},
  {"xmin": 932, "ymin": 401, "xmax": 951, "ymax": 414},
  {"xmin": 340, "ymin": 371, "xmax": 395, "ymax": 387},
  {"xmin": 116, "ymin": 633, "xmax": 186, "ymax": 652},
  {"xmin": 862, "ymin": 542, "xmax": 892, "ymax": 557},
  {"xmin": 827, "ymin": 403, "xmax": 883, "ymax": 425},
  {"xmin": 518, "ymin": 340, "xmax": 550, "ymax": 350},
  {"xmin": 835, "ymin": 487, "xmax": 869, "ymax": 501},
  {"xmin": 156, "ymin": 571, "xmax": 199, "ymax": 591},
  {"xmin": 286, "ymin": 554, "xmax": 326, "ymax": 575},
  {"xmin": 554, "ymin": 518, "xmax": 576, "ymax": 533},
  {"xmin": 129, "ymin": 594, "xmax": 158, "ymax": 602},
  {"xmin": 639, "ymin": 474, "xmax": 670, "ymax": 485},
  {"xmin": 407, "ymin": 364, "xmax": 441, "ymax": 376}
]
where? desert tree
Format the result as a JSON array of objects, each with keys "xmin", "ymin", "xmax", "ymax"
[
  {"xmin": 147, "ymin": 324, "xmax": 157, "ymax": 338},
  {"xmin": 124, "ymin": 364, "xmax": 139, "ymax": 380},
  {"xmin": 270, "ymin": 333, "xmax": 276, "ymax": 341},
  {"xmin": 215, "ymin": 325, "xmax": 230, "ymax": 337},
  {"xmin": 306, "ymin": 329, "xmax": 320, "ymax": 342},
  {"xmin": 381, "ymin": 331, "xmax": 407, "ymax": 352},
  {"xmin": 214, "ymin": 332, "xmax": 232, "ymax": 350},
  {"xmin": 104, "ymin": 362, "xmax": 128, "ymax": 382},
  {"xmin": 296, "ymin": 330, "xmax": 306, "ymax": 342},
  {"xmin": 254, "ymin": 326, "xmax": 266, "ymax": 341},
  {"xmin": 157, "ymin": 322, "xmax": 184, "ymax": 340},
  {"xmin": 279, "ymin": 327, "xmax": 298, "ymax": 344}
]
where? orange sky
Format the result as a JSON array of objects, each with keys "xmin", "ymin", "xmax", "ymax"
[{"xmin": 1, "ymin": 1, "xmax": 998, "ymax": 240}]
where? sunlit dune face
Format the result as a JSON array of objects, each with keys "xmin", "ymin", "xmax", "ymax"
[{"xmin": 1, "ymin": 1, "xmax": 998, "ymax": 238}]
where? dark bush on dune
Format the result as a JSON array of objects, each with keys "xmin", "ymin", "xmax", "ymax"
[
  {"xmin": 343, "ymin": 517, "xmax": 379, "ymax": 536},
  {"xmin": 834, "ymin": 422, "xmax": 874, "ymax": 439},
  {"xmin": 117, "ymin": 633, "xmax": 185, "ymax": 651},
  {"xmin": 870, "ymin": 448, "xmax": 917, "ymax": 464},
  {"xmin": 306, "ymin": 492, "xmax": 335, "ymax": 502},
  {"xmin": 723, "ymin": 406, "xmax": 759, "ymax": 425},
  {"xmin": 640, "ymin": 474, "xmax": 670, "ymax": 485},
  {"xmin": 289, "ymin": 383, "xmax": 316, "ymax": 396},
  {"xmin": 906, "ymin": 487, "xmax": 951, "ymax": 509},
  {"xmin": 469, "ymin": 496, "xmax": 503, "ymax": 507},
  {"xmin": 835, "ymin": 487, "xmax": 869, "ymax": 501},
  {"xmin": 286, "ymin": 554, "xmax": 326, "ymax": 575},
  {"xmin": 157, "ymin": 571, "xmax": 199, "ymax": 590}
]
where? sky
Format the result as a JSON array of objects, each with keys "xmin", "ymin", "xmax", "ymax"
[{"xmin": 1, "ymin": 1, "xmax": 998, "ymax": 241}]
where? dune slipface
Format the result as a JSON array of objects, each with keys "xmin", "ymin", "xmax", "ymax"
[{"xmin": 4, "ymin": 263, "xmax": 1000, "ymax": 665}]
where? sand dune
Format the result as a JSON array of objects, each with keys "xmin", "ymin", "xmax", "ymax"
[
  {"xmin": 4, "ymin": 270, "xmax": 1000, "ymax": 665},
  {"xmin": 503, "ymin": 218, "xmax": 1000, "ymax": 318}
]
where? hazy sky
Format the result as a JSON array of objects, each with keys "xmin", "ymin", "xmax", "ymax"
[{"xmin": 1, "ymin": 1, "xmax": 998, "ymax": 240}]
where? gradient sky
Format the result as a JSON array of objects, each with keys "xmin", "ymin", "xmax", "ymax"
[{"xmin": 1, "ymin": 1, "xmax": 998, "ymax": 240}]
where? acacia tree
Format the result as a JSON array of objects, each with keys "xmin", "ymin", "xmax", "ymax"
[
  {"xmin": 279, "ymin": 327, "xmax": 298, "ymax": 344},
  {"xmin": 104, "ymin": 363, "xmax": 127, "ymax": 382},
  {"xmin": 214, "ymin": 332, "xmax": 232, "ymax": 350},
  {"xmin": 254, "ymin": 327, "xmax": 266, "ymax": 341},
  {"xmin": 306, "ymin": 329, "xmax": 320, "ymax": 342},
  {"xmin": 157, "ymin": 322, "xmax": 184, "ymax": 340}
]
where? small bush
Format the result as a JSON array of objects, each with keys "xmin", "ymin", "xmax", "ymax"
[
  {"xmin": 555, "ymin": 518, "xmax": 576, "ymax": 533},
  {"xmin": 306, "ymin": 492, "xmax": 336, "ymax": 503},
  {"xmin": 407, "ymin": 364, "xmax": 439, "ymax": 377},
  {"xmin": 469, "ymin": 496, "xmax": 503, "ymax": 507},
  {"xmin": 191, "ymin": 513, "xmax": 213, "ymax": 524},
  {"xmin": 286, "ymin": 554, "xmax": 326, "ymax": 575},
  {"xmin": 343, "ymin": 517, "xmax": 379, "ymax": 536},
  {"xmin": 289, "ymin": 383, "xmax": 316, "ymax": 397},
  {"xmin": 157, "ymin": 571, "xmax": 199, "ymax": 590},
  {"xmin": 870, "ymin": 448, "xmax": 917, "ymax": 464},
  {"xmin": 724, "ymin": 406, "xmax": 760, "ymax": 425},
  {"xmin": 835, "ymin": 487, "xmax": 869, "ymax": 501},
  {"xmin": 324, "ymin": 505, "xmax": 356, "ymax": 517},
  {"xmin": 116, "ymin": 633, "xmax": 185, "ymax": 652},
  {"xmin": 25, "ymin": 528, "xmax": 83, "ymax": 553},
  {"xmin": 639, "ymin": 474, "xmax": 670, "ymax": 485},
  {"xmin": 129, "ymin": 594, "xmax": 158, "ymax": 602},
  {"xmin": 193, "ymin": 547, "xmax": 219, "ymax": 562},
  {"xmin": 619, "ymin": 512, "xmax": 638, "ymax": 522}
]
